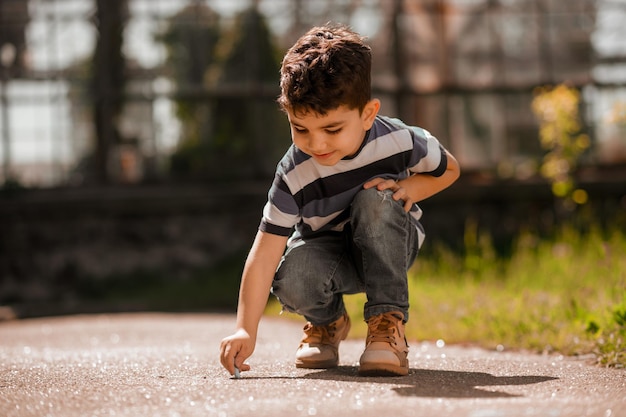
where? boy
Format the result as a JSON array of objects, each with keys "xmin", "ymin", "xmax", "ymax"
[{"xmin": 219, "ymin": 24, "xmax": 460, "ymax": 377}]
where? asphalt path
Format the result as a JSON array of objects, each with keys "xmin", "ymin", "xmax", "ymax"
[{"xmin": 0, "ymin": 313, "xmax": 624, "ymax": 417}]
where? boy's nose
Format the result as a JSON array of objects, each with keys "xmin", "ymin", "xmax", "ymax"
[{"xmin": 307, "ymin": 135, "xmax": 327, "ymax": 152}]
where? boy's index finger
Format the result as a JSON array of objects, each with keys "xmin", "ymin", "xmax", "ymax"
[
  {"xmin": 219, "ymin": 341, "xmax": 236, "ymax": 375},
  {"xmin": 363, "ymin": 177, "xmax": 384, "ymax": 189}
]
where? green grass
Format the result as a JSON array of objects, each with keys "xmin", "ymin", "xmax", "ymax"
[{"xmin": 267, "ymin": 227, "xmax": 626, "ymax": 368}]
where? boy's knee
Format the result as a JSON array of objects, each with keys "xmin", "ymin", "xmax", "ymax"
[
  {"xmin": 272, "ymin": 270, "xmax": 324, "ymax": 311},
  {"xmin": 352, "ymin": 187, "xmax": 401, "ymax": 224}
]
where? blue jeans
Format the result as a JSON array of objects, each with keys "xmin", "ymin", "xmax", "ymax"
[{"xmin": 271, "ymin": 188, "xmax": 420, "ymax": 325}]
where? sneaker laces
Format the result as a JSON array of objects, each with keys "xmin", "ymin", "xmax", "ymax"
[
  {"xmin": 302, "ymin": 321, "xmax": 339, "ymax": 345},
  {"xmin": 366, "ymin": 312, "xmax": 404, "ymax": 346}
]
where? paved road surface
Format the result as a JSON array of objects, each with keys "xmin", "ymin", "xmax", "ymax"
[{"xmin": 0, "ymin": 313, "xmax": 624, "ymax": 417}]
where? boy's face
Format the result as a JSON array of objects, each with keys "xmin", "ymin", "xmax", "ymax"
[{"xmin": 287, "ymin": 100, "xmax": 380, "ymax": 166}]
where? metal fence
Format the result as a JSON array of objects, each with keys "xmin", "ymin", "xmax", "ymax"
[{"xmin": 1, "ymin": 0, "xmax": 625, "ymax": 187}]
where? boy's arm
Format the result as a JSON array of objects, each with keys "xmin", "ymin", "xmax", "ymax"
[
  {"xmin": 219, "ymin": 230, "xmax": 289, "ymax": 375},
  {"xmin": 364, "ymin": 150, "xmax": 460, "ymax": 211}
]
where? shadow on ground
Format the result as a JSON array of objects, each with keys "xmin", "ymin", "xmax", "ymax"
[{"xmin": 299, "ymin": 366, "xmax": 559, "ymax": 398}]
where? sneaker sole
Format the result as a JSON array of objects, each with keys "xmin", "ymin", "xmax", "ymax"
[
  {"xmin": 295, "ymin": 358, "xmax": 339, "ymax": 369},
  {"xmin": 358, "ymin": 363, "xmax": 409, "ymax": 377}
]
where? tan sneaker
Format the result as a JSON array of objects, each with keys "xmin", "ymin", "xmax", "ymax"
[
  {"xmin": 358, "ymin": 311, "xmax": 409, "ymax": 376},
  {"xmin": 295, "ymin": 312, "xmax": 351, "ymax": 369}
]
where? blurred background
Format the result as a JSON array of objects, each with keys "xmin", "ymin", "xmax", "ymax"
[{"xmin": 0, "ymin": 0, "xmax": 625, "ymax": 317}]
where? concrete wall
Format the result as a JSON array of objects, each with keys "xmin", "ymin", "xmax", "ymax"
[{"xmin": 0, "ymin": 183, "xmax": 267, "ymax": 314}]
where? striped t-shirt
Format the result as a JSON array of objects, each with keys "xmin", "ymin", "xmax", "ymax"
[{"xmin": 259, "ymin": 115, "xmax": 448, "ymax": 247}]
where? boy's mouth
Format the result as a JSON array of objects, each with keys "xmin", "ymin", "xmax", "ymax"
[{"xmin": 312, "ymin": 151, "xmax": 334, "ymax": 160}]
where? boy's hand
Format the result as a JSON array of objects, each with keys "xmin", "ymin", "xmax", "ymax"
[
  {"xmin": 363, "ymin": 177, "xmax": 414, "ymax": 212},
  {"xmin": 219, "ymin": 329, "xmax": 254, "ymax": 376}
]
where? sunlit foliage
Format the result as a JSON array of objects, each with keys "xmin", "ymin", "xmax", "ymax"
[{"xmin": 531, "ymin": 85, "xmax": 590, "ymax": 207}]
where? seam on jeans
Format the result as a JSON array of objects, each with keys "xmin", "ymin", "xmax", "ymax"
[{"xmin": 325, "ymin": 250, "xmax": 346, "ymax": 295}]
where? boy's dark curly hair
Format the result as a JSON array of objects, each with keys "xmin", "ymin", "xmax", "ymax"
[{"xmin": 277, "ymin": 24, "xmax": 372, "ymax": 116}]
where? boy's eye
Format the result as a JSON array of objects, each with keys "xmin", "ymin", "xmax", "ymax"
[
  {"xmin": 326, "ymin": 129, "xmax": 342, "ymax": 135},
  {"xmin": 293, "ymin": 127, "xmax": 307, "ymax": 133}
]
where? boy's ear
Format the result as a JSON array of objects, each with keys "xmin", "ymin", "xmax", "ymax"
[{"xmin": 361, "ymin": 99, "xmax": 380, "ymax": 129}]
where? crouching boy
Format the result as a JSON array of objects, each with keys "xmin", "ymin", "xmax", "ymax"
[{"xmin": 220, "ymin": 24, "xmax": 460, "ymax": 376}]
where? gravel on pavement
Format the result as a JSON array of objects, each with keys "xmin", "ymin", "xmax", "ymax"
[{"xmin": 0, "ymin": 313, "xmax": 624, "ymax": 417}]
